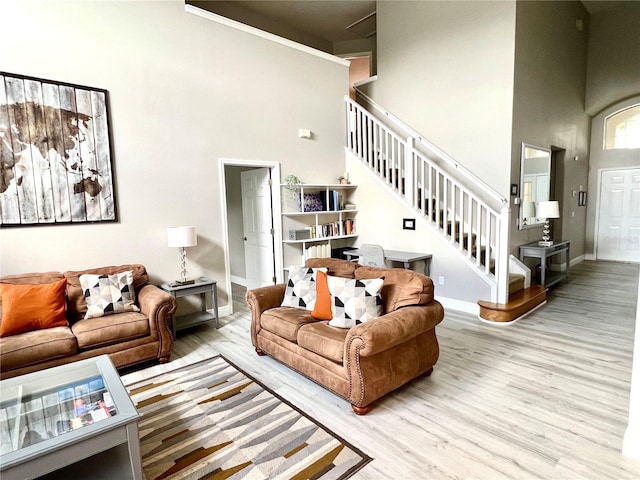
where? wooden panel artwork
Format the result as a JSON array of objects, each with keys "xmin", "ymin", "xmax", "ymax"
[{"xmin": 0, "ymin": 72, "xmax": 116, "ymax": 226}]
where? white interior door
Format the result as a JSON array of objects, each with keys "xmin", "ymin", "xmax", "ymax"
[
  {"xmin": 597, "ymin": 168, "xmax": 640, "ymax": 262},
  {"xmin": 241, "ymin": 168, "xmax": 275, "ymax": 289}
]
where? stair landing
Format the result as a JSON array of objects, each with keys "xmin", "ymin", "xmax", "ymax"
[{"xmin": 478, "ymin": 285, "xmax": 547, "ymax": 323}]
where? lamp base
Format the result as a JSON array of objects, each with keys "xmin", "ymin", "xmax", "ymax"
[
  {"xmin": 538, "ymin": 240, "xmax": 554, "ymax": 247},
  {"xmin": 171, "ymin": 278, "xmax": 195, "ymax": 287}
]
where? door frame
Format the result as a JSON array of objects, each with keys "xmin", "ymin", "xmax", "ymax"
[
  {"xmin": 594, "ymin": 166, "xmax": 640, "ymax": 262},
  {"xmin": 219, "ymin": 158, "xmax": 283, "ymax": 315}
]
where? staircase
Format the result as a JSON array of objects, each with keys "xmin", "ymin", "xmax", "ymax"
[{"xmin": 345, "ymin": 94, "xmax": 546, "ymax": 321}]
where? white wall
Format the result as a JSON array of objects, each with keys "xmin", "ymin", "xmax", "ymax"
[
  {"xmin": 0, "ymin": 0, "xmax": 349, "ymax": 308},
  {"xmin": 362, "ymin": 0, "xmax": 516, "ymax": 199}
]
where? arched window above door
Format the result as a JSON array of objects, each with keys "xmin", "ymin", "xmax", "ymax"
[{"xmin": 604, "ymin": 104, "xmax": 640, "ymax": 149}]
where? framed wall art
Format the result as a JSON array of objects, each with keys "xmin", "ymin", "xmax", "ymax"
[{"xmin": 0, "ymin": 72, "xmax": 117, "ymax": 226}]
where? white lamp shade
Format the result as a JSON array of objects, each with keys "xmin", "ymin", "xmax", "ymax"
[
  {"xmin": 522, "ymin": 201, "xmax": 536, "ymax": 218},
  {"xmin": 536, "ymin": 201, "xmax": 560, "ymax": 219},
  {"xmin": 167, "ymin": 226, "xmax": 197, "ymax": 248}
]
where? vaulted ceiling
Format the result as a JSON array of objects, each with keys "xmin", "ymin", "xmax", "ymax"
[
  {"xmin": 187, "ymin": 1, "xmax": 376, "ymax": 45},
  {"xmin": 187, "ymin": 1, "xmax": 625, "ymax": 50}
]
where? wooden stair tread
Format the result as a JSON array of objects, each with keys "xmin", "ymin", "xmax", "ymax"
[
  {"xmin": 509, "ymin": 273, "xmax": 525, "ymax": 294},
  {"xmin": 478, "ymin": 285, "xmax": 547, "ymax": 323}
]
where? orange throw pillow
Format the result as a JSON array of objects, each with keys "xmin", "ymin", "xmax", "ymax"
[
  {"xmin": 311, "ymin": 270, "xmax": 332, "ymax": 320},
  {"xmin": 0, "ymin": 278, "xmax": 68, "ymax": 337}
]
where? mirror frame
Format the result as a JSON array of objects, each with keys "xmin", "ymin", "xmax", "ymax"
[{"xmin": 519, "ymin": 143, "xmax": 551, "ymax": 229}]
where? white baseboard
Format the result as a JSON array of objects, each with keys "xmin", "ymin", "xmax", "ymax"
[
  {"xmin": 230, "ymin": 275, "xmax": 247, "ymax": 287},
  {"xmin": 570, "ymin": 254, "xmax": 585, "ymax": 267},
  {"xmin": 438, "ymin": 297, "xmax": 479, "ymax": 316},
  {"xmin": 211, "ymin": 304, "xmax": 232, "ymax": 318}
]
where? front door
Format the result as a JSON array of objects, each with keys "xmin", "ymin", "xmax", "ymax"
[
  {"xmin": 241, "ymin": 168, "xmax": 276, "ymax": 289},
  {"xmin": 596, "ymin": 168, "xmax": 640, "ymax": 262}
]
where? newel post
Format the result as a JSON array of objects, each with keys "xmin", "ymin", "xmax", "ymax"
[
  {"xmin": 496, "ymin": 206, "xmax": 511, "ymax": 304},
  {"xmin": 404, "ymin": 137, "xmax": 415, "ymax": 206},
  {"xmin": 346, "ymin": 100, "xmax": 356, "ymax": 151}
]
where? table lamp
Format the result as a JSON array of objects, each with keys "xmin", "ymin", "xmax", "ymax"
[
  {"xmin": 522, "ymin": 201, "xmax": 536, "ymax": 226},
  {"xmin": 536, "ymin": 201, "xmax": 559, "ymax": 246},
  {"xmin": 167, "ymin": 226, "xmax": 197, "ymax": 285}
]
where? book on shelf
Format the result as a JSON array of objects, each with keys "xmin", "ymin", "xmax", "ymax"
[
  {"xmin": 344, "ymin": 218, "xmax": 355, "ymax": 235},
  {"xmin": 344, "ymin": 203, "xmax": 356, "ymax": 210}
]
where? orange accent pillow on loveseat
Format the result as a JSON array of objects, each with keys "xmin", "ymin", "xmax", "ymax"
[{"xmin": 0, "ymin": 278, "xmax": 68, "ymax": 337}]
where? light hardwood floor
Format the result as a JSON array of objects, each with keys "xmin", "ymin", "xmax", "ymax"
[{"xmin": 123, "ymin": 261, "xmax": 640, "ymax": 479}]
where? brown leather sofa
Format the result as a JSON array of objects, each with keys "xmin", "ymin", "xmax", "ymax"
[
  {"xmin": 246, "ymin": 258, "xmax": 444, "ymax": 414},
  {"xmin": 0, "ymin": 264, "xmax": 177, "ymax": 380}
]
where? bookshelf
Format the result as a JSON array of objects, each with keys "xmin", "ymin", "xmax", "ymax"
[{"xmin": 281, "ymin": 183, "xmax": 358, "ymax": 267}]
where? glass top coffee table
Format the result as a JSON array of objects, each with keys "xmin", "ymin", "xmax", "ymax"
[{"xmin": 0, "ymin": 355, "xmax": 142, "ymax": 480}]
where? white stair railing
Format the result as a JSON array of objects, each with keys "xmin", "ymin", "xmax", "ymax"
[{"xmin": 346, "ymin": 96, "xmax": 510, "ymax": 304}]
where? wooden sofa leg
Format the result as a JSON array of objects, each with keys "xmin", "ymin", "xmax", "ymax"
[
  {"xmin": 351, "ymin": 404, "xmax": 371, "ymax": 415},
  {"xmin": 423, "ymin": 367, "xmax": 434, "ymax": 377},
  {"xmin": 255, "ymin": 348, "xmax": 266, "ymax": 356},
  {"xmin": 158, "ymin": 355, "xmax": 171, "ymax": 364}
]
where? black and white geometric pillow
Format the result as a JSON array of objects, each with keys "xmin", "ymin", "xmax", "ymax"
[
  {"xmin": 327, "ymin": 276, "xmax": 384, "ymax": 328},
  {"xmin": 80, "ymin": 270, "xmax": 140, "ymax": 319},
  {"xmin": 280, "ymin": 265, "xmax": 328, "ymax": 310}
]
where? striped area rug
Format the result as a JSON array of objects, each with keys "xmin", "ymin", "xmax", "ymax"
[{"xmin": 124, "ymin": 355, "xmax": 371, "ymax": 480}]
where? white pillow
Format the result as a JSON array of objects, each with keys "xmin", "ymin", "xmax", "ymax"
[
  {"xmin": 327, "ymin": 276, "xmax": 384, "ymax": 328},
  {"xmin": 80, "ymin": 270, "xmax": 140, "ymax": 319},
  {"xmin": 280, "ymin": 265, "xmax": 328, "ymax": 310}
]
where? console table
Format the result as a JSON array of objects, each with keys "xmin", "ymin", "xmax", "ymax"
[
  {"xmin": 519, "ymin": 240, "xmax": 570, "ymax": 288},
  {"xmin": 160, "ymin": 277, "xmax": 219, "ymax": 336}
]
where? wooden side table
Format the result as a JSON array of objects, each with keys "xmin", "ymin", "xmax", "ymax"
[
  {"xmin": 519, "ymin": 240, "xmax": 570, "ymax": 288},
  {"xmin": 160, "ymin": 277, "xmax": 219, "ymax": 337}
]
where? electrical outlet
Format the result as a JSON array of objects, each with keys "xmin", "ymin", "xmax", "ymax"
[{"xmin": 438, "ymin": 276, "xmax": 445, "ymax": 285}]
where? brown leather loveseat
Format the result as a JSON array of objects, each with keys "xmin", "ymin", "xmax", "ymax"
[
  {"xmin": 0, "ymin": 264, "xmax": 177, "ymax": 380},
  {"xmin": 246, "ymin": 258, "xmax": 444, "ymax": 414}
]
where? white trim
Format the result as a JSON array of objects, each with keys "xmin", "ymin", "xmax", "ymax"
[
  {"xmin": 353, "ymin": 75, "xmax": 378, "ymax": 88},
  {"xmin": 439, "ymin": 297, "xmax": 479, "ymax": 315},
  {"xmin": 219, "ymin": 159, "xmax": 283, "ymax": 318},
  {"xmin": 509, "ymin": 254, "xmax": 531, "ymax": 289},
  {"xmin": 185, "ymin": 5, "xmax": 350, "ymax": 68},
  {"xmin": 570, "ymin": 254, "xmax": 585, "ymax": 267},
  {"xmin": 230, "ymin": 275, "xmax": 247, "ymax": 287}
]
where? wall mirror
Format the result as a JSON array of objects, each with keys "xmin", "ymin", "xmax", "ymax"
[{"xmin": 519, "ymin": 143, "xmax": 551, "ymax": 229}]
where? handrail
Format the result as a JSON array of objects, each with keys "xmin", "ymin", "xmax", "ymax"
[
  {"xmin": 351, "ymin": 91, "xmax": 508, "ymax": 207},
  {"xmin": 345, "ymin": 96, "xmax": 510, "ymax": 303}
]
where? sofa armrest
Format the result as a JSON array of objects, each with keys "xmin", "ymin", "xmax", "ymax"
[
  {"xmin": 345, "ymin": 301, "xmax": 444, "ymax": 358},
  {"xmin": 137, "ymin": 284, "xmax": 178, "ymax": 361},
  {"xmin": 246, "ymin": 284, "xmax": 286, "ymax": 347}
]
